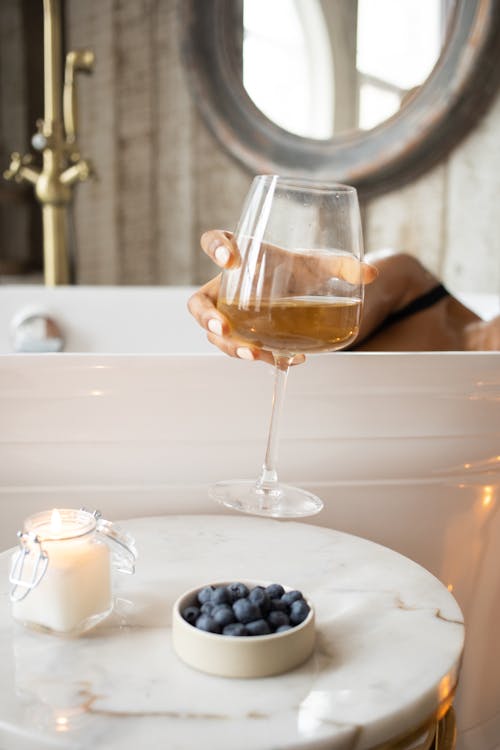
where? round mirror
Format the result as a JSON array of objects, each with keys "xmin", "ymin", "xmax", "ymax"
[
  {"xmin": 179, "ymin": 0, "xmax": 500, "ymax": 197},
  {"xmin": 241, "ymin": 0, "xmax": 452, "ymax": 140}
]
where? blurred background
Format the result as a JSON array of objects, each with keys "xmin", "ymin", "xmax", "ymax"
[{"xmin": 0, "ymin": 0, "xmax": 499, "ymax": 306}]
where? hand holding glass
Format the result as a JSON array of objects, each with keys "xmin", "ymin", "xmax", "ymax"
[{"xmin": 209, "ymin": 176, "xmax": 364, "ymax": 518}]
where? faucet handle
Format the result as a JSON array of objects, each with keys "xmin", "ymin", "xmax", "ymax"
[
  {"xmin": 64, "ymin": 48, "xmax": 95, "ymax": 148},
  {"xmin": 60, "ymin": 157, "xmax": 95, "ymax": 187},
  {"xmin": 3, "ymin": 152, "xmax": 22, "ymax": 181},
  {"xmin": 3, "ymin": 152, "xmax": 36, "ymax": 183}
]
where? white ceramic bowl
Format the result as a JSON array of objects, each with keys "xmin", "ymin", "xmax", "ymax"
[{"xmin": 172, "ymin": 581, "xmax": 315, "ymax": 678}]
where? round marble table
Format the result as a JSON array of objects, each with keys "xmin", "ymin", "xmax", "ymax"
[{"xmin": 0, "ymin": 515, "xmax": 464, "ymax": 750}]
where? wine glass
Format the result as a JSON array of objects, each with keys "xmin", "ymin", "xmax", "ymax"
[{"xmin": 209, "ymin": 175, "xmax": 364, "ymax": 518}]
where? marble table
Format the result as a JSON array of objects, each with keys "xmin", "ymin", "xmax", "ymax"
[{"xmin": 0, "ymin": 515, "xmax": 464, "ymax": 750}]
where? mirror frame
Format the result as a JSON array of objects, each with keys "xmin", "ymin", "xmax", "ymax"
[{"xmin": 179, "ymin": 0, "xmax": 500, "ymax": 198}]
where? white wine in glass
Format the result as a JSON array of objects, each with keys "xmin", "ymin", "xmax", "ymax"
[{"xmin": 209, "ymin": 175, "xmax": 364, "ymax": 518}]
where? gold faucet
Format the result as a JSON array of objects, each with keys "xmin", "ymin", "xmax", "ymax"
[{"xmin": 3, "ymin": 0, "xmax": 94, "ymax": 285}]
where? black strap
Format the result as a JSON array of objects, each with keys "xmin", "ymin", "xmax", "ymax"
[
  {"xmin": 362, "ymin": 283, "xmax": 450, "ymax": 343},
  {"xmin": 382, "ymin": 283, "xmax": 450, "ymax": 327}
]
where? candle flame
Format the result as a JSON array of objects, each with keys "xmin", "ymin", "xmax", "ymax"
[{"xmin": 51, "ymin": 508, "xmax": 63, "ymax": 533}]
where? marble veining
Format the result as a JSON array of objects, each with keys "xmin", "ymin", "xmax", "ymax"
[{"xmin": 0, "ymin": 515, "xmax": 464, "ymax": 750}]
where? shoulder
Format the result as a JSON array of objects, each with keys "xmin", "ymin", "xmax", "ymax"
[{"xmin": 364, "ymin": 250, "xmax": 440, "ymax": 308}]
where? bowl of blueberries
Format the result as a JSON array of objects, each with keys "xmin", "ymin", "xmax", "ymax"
[{"xmin": 172, "ymin": 580, "xmax": 315, "ymax": 678}]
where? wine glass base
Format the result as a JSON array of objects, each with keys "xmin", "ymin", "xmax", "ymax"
[{"xmin": 209, "ymin": 480, "xmax": 323, "ymax": 519}]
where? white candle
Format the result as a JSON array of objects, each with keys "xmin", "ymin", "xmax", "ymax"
[{"xmin": 11, "ymin": 509, "xmax": 112, "ymax": 635}]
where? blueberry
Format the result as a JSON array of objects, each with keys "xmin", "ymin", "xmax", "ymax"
[
  {"xmin": 223, "ymin": 622, "xmax": 248, "ymax": 636},
  {"xmin": 248, "ymin": 586, "xmax": 270, "ymax": 615},
  {"xmin": 211, "ymin": 586, "xmax": 231, "ymax": 605},
  {"xmin": 265, "ymin": 583, "xmax": 285, "ymax": 599},
  {"xmin": 195, "ymin": 614, "xmax": 222, "ymax": 633},
  {"xmin": 191, "ymin": 581, "xmax": 310, "ymax": 637},
  {"xmin": 267, "ymin": 610, "xmax": 290, "ymax": 630},
  {"xmin": 245, "ymin": 619, "xmax": 271, "ymax": 636},
  {"xmin": 249, "ymin": 585, "xmax": 265, "ymax": 597},
  {"xmin": 212, "ymin": 604, "xmax": 236, "ymax": 627},
  {"xmin": 226, "ymin": 582, "xmax": 249, "ymax": 602},
  {"xmin": 182, "ymin": 605, "xmax": 200, "ymax": 625},
  {"xmin": 281, "ymin": 590, "xmax": 303, "ymax": 606},
  {"xmin": 197, "ymin": 586, "xmax": 215, "ymax": 605},
  {"xmin": 289, "ymin": 599, "xmax": 310, "ymax": 625},
  {"xmin": 232, "ymin": 597, "xmax": 261, "ymax": 624}
]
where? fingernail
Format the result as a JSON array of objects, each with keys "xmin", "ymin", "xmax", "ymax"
[
  {"xmin": 207, "ymin": 318, "xmax": 223, "ymax": 336},
  {"xmin": 236, "ymin": 347, "xmax": 254, "ymax": 360},
  {"xmin": 292, "ymin": 354, "xmax": 306, "ymax": 365},
  {"xmin": 214, "ymin": 245, "xmax": 230, "ymax": 267}
]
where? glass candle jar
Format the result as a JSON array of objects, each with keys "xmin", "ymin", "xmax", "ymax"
[{"xmin": 9, "ymin": 508, "xmax": 136, "ymax": 636}]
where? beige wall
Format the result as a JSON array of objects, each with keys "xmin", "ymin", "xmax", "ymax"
[
  {"xmin": 365, "ymin": 91, "xmax": 500, "ymax": 298},
  {"xmin": 67, "ymin": 0, "xmax": 250, "ymax": 287},
  {"xmin": 64, "ymin": 0, "xmax": 500, "ymax": 297}
]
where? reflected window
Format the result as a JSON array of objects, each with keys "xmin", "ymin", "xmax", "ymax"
[
  {"xmin": 357, "ymin": 0, "xmax": 447, "ymax": 129},
  {"xmin": 241, "ymin": 0, "xmax": 454, "ymax": 138},
  {"xmin": 243, "ymin": 0, "xmax": 335, "ymax": 139}
]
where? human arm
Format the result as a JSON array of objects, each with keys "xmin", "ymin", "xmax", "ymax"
[
  {"xmin": 187, "ymin": 229, "xmax": 377, "ymax": 364},
  {"xmin": 187, "ymin": 232, "xmax": 497, "ymax": 355},
  {"xmin": 352, "ymin": 251, "xmax": 482, "ymax": 351}
]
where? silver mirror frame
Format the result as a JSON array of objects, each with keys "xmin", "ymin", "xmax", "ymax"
[{"xmin": 179, "ymin": 0, "xmax": 500, "ymax": 198}]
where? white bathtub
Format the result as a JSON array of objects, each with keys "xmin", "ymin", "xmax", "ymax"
[
  {"xmin": 1, "ymin": 285, "xmax": 497, "ymax": 355},
  {"xmin": 0, "ymin": 285, "xmax": 499, "ymax": 749},
  {"xmin": 0, "ymin": 285, "xmax": 214, "ymax": 354}
]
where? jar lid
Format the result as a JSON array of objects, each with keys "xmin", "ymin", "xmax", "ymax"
[{"xmin": 23, "ymin": 508, "xmax": 96, "ymax": 541}]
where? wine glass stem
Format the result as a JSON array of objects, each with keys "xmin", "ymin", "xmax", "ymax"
[{"xmin": 256, "ymin": 354, "xmax": 293, "ymax": 494}]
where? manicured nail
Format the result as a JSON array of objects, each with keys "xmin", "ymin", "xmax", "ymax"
[
  {"xmin": 236, "ymin": 347, "xmax": 254, "ymax": 360},
  {"xmin": 291, "ymin": 354, "xmax": 306, "ymax": 365},
  {"xmin": 214, "ymin": 245, "xmax": 230, "ymax": 267},
  {"xmin": 207, "ymin": 318, "xmax": 223, "ymax": 336}
]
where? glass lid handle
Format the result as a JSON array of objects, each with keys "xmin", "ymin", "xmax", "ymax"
[
  {"xmin": 9, "ymin": 532, "xmax": 49, "ymax": 602},
  {"xmin": 82, "ymin": 509, "xmax": 137, "ymax": 574}
]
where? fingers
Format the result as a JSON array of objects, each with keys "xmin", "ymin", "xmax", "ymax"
[
  {"xmin": 187, "ymin": 278, "xmax": 265, "ymax": 362},
  {"xmin": 187, "ymin": 282, "xmax": 305, "ymax": 365},
  {"xmin": 206, "ymin": 329, "xmax": 306, "ymax": 366},
  {"xmin": 200, "ymin": 229, "xmax": 239, "ymax": 269},
  {"xmin": 187, "ymin": 276, "xmax": 229, "ymax": 335},
  {"xmin": 205, "ymin": 330, "xmax": 274, "ymax": 365},
  {"xmin": 326, "ymin": 254, "xmax": 378, "ymax": 285},
  {"xmin": 200, "ymin": 230, "xmax": 377, "ymax": 288},
  {"xmin": 192, "ymin": 235, "xmax": 277, "ymax": 364},
  {"xmin": 361, "ymin": 261, "xmax": 378, "ymax": 284}
]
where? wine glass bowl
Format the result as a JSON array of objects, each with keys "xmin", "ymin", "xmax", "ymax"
[
  {"xmin": 217, "ymin": 269, "xmax": 362, "ymax": 355},
  {"xmin": 209, "ymin": 176, "xmax": 364, "ymax": 518}
]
